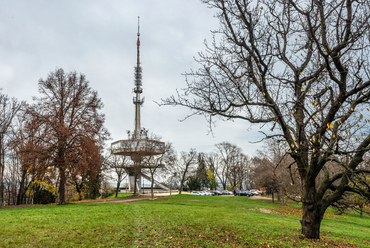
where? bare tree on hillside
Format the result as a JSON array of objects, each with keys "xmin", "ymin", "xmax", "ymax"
[{"xmin": 161, "ymin": 0, "xmax": 370, "ymax": 239}]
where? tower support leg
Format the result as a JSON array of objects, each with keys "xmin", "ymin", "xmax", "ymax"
[{"xmin": 129, "ymin": 174, "xmax": 141, "ymax": 193}]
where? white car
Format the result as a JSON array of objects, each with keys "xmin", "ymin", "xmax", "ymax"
[{"xmin": 191, "ymin": 191, "xmax": 201, "ymax": 195}]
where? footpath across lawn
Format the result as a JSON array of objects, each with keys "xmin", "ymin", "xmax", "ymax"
[
  {"xmin": 105, "ymin": 193, "xmax": 133, "ymax": 199},
  {"xmin": 0, "ymin": 194, "xmax": 368, "ymax": 247}
]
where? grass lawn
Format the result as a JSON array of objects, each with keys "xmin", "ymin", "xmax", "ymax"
[{"xmin": 0, "ymin": 194, "xmax": 368, "ymax": 247}]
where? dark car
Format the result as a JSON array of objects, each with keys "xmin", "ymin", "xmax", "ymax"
[
  {"xmin": 220, "ymin": 190, "xmax": 233, "ymax": 195},
  {"xmin": 234, "ymin": 190, "xmax": 253, "ymax": 197},
  {"xmin": 208, "ymin": 190, "xmax": 222, "ymax": 195}
]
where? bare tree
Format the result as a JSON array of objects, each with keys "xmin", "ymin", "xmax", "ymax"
[
  {"xmin": 0, "ymin": 90, "xmax": 23, "ymax": 208},
  {"xmin": 172, "ymin": 149, "xmax": 198, "ymax": 194},
  {"xmin": 161, "ymin": 0, "xmax": 370, "ymax": 239},
  {"xmin": 252, "ymin": 155, "xmax": 280, "ymax": 201},
  {"xmin": 256, "ymin": 139, "xmax": 299, "ymax": 204},
  {"xmin": 143, "ymin": 142, "xmax": 176, "ymax": 199},
  {"xmin": 231, "ymin": 153, "xmax": 251, "ymax": 190},
  {"xmin": 107, "ymin": 152, "xmax": 130, "ymax": 198},
  {"xmin": 214, "ymin": 142, "xmax": 241, "ymax": 190}
]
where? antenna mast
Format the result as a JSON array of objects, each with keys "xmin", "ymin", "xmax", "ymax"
[{"xmin": 133, "ymin": 16, "xmax": 143, "ymax": 139}]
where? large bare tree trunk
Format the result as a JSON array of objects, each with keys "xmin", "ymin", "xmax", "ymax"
[
  {"xmin": 59, "ymin": 167, "xmax": 66, "ymax": 204},
  {"xmin": 301, "ymin": 181, "xmax": 324, "ymax": 239}
]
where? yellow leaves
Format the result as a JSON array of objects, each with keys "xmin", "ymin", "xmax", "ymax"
[
  {"xmin": 333, "ymin": 134, "xmax": 336, "ymax": 138},
  {"xmin": 351, "ymin": 107, "xmax": 354, "ymax": 111},
  {"xmin": 327, "ymin": 123, "xmax": 333, "ymax": 129},
  {"xmin": 263, "ymin": 92, "xmax": 266, "ymax": 96},
  {"xmin": 314, "ymin": 116, "xmax": 317, "ymax": 120},
  {"xmin": 360, "ymin": 114, "xmax": 363, "ymax": 119},
  {"xmin": 313, "ymin": 148, "xmax": 315, "ymax": 153},
  {"xmin": 312, "ymin": 136, "xmax": 316, "ymax": 141},
  {"xmin": 291, "ymin": 144, "xmax": 295, "ymax": 148},
  {"xmin": 302, "ymin": 22, "xmax": 305, "ymax": 26}
]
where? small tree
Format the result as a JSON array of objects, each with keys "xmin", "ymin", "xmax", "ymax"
[
  {"xmin": 143, "ymin": 141, "xmax": 176, "ymax": 199},
  {"xmin": 171, "ymin": 149, "xmax": 198, "ymax": 194},
  {"xmin": 195, "ymin": 153, "xmax": 210, "ymax": 190},
  {"xmin": 107, "ymin": 152, "xmax": 130, "ymax": 198}
]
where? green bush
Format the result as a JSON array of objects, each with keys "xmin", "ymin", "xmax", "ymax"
[{"xmin": 33, "ymin": 189, "xmax": 56, "ymax": 204}]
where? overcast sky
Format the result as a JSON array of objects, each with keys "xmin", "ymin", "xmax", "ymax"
[{"xmin": 0, "ymin": 0, "xmax": 264, "ymax": 156}]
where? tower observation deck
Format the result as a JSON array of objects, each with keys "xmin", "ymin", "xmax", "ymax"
[{"xmin": 111, "ymin": 17, "xmax": 165, "ymax": 193}]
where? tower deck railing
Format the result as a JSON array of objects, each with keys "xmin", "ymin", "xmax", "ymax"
[{"xmin": 111, "ymin": 139, "xmax": 165, "ymax": 156}]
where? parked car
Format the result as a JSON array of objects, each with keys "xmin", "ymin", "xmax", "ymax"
[
  {"xmin": 234, "ymin": 190, "xmax": 254, "ymax": 197},
  {"xmin": 202, "ymin": 191, "xmax": 214, "ymax": 196},
  {"xmin": 191, "ymin": 191, "xmax": 201, "ymax": 195},
  {"xmin": 249, "ymin": 189, "xmax": 262, "ymax": 195},
  {"xmin": 208, "ymin": 190, "xmax": 222, "ymax": 195},
  {"xmin": 220, "ymin": 190, "xmax": 233, "ymax": 195}
]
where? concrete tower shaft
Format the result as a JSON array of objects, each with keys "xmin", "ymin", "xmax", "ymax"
[{"xmin": 133, "ymin": 16, "xmax": 143, "ymax": 139}]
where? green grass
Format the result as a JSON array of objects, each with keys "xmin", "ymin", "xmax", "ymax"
[
  {"xmin": 0, "ymin": 195, "xmax": 369, "ymax": 247},
  {"xmin": 105, "ymin": 193, "xmax": 133, "ymax": 199}
]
